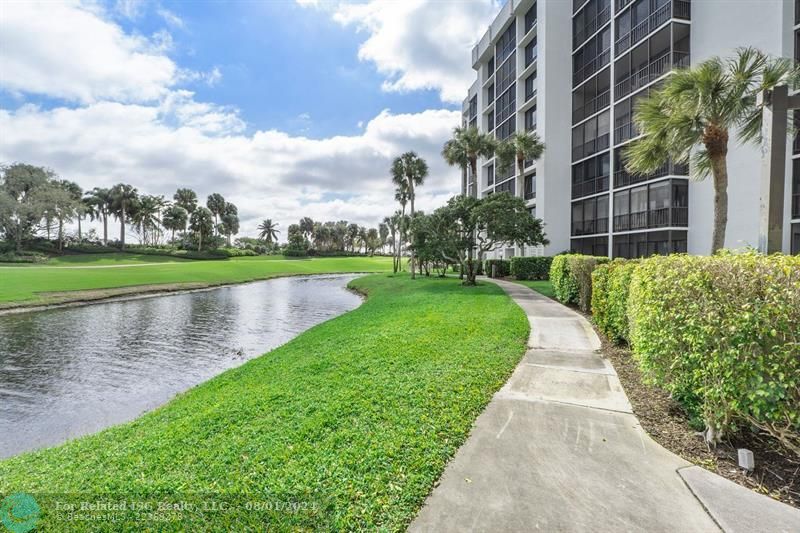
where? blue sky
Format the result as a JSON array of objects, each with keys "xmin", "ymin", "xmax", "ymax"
[{"xmin": 0, "ymin": 0, "xmax": 499, "ymax": 235}]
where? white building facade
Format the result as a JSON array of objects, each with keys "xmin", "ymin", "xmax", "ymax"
[{"xmin": 464, "ymin": 0, "xmax": 800, "ymax": 258}]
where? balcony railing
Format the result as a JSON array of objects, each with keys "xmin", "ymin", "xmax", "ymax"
[
  {"xmin": 574, "ymin": 48, "xmax": 610, "ymax": 86},
  {"xmin": 615, "ymin": 1, "xmax": 691, "ymax": 55},
  {"xmin": 573, "ymin": 217, "xmax": 609, "ymax": 236},
  {"xmin": 573, "ymin": 6, "xmax": 611, "ymax": 49},
  {"xmin": 614, "ymin": 207, "xmax": 688, "ymax": 231},
  {"xmin": 614, "ymin": 161, "xmax": 689, "ymax": 187},
  {"xmin": 616, "ymin": 0, "xmax": 633, "ymax": 11},
  {"xmin": 615, "ymin": 50, "xmax": 690, "ymax": 100},
  {"xmin": 525, "ymin": 189, "xmax": 536, "ymax": 200},
  {"xmin": 614, "ymin": 121, "xmax": 638, "ymax": 144},
  {"xmin": 572, "ymin": 90, "xmax": 610, "ymax": 123},
  {"xmin": 572, "ymin": 175, "xmax": 610, "ymax": 199},
  {"xmin": 572, "ymin": 133, "xmax": 610, "ymax": 161},
  {"xmin": 793, "ymin": 193, "xmax": 800, "ymax": 219}
]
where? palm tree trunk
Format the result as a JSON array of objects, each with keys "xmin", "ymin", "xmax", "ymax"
[
  {"xmin": 710, "ymin": 154, "xmax": 729, "ymax": 254},
  {"xmin": 77, "ymin": 216, "xmax": 82, "ymax": 241},
  {"xmin": 120, "ymin": 204, "xmax": 126, "ymax": 249},
  {"xmin": 469, "ymin": 160, "xmax": 477, "ymax": 198},
  {"xmin": 409, "ymin": 180, "xmax": 416, "ymax": 280},
  {"xmin": 58, "ymin": 217, "xmax": 64, "ymax": 252},
  {"xmin": 102, "ymin": 212, "xmax": 108, "ymax": 245}
]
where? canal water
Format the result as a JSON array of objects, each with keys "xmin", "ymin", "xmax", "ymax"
[{"xmin": 0, "ymin": 274, "xmax": 361, "ymax": 458}]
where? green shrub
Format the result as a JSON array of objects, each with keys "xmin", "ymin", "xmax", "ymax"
[
  {"xmin": 628, "ymin": 252, "xmax": 800, "ymax": 452},
  {"xmin": 592, "ymin": 259, "xmax": 638, "ymax": 344},
  {"xmin": 485, "ymin": 259, "xmax": 510, "ymax": 278},
  {"xmin": 0, "ymin": 251, "xmax": 49, "ymax": 263},
  {"xmin": 550, "ymin": 254, "xmax": 608, "ymax": 311},
  {"xmin": 510, "ymin": 256, "xmax": 553, "ymax": 280}
]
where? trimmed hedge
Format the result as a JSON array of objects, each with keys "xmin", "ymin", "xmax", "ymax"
[
  {"xmin": 628, "ymin": 252, "xmax": 800, "ymax": 452},
  {"xmin": 550, "ymin": 254, "xmax": 609, "ymax": 312},
  {"xmin": 485, "ymin": 259, "xmax": 510, "ymax": 278},
  {"xmin": 591, "ymin": 259, "xmax": 638, "ymax": 344},
  {"xmin": 510, "ymin": 256, "xmax": 553, "ymax": 280}
]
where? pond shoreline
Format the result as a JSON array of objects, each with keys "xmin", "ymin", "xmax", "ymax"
[{"xmin": 0, "ymin": 271, "xmax": 375, "ymax": 316}]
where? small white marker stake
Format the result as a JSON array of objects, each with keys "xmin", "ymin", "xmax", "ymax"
[{"xmin": 738, "ymin": 448, "xmax": 755, "ymax": 471}]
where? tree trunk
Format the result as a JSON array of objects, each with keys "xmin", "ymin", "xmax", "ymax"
[
  {"xmin": 171, "ymin": 228, "xmax": 175, "ymax": 244},
  {"xmin": 120, "ymin": 204, "xmax": 126, "ymax": 249},
  {"xmin": 199, "ymin": 231, "xmax": 203, "ymax": 252},
  {"xmin": 469, "ymin": 159, "xmax": 477, "ymax": 198},
  {"xmin": 58, "ymin": 217, "xmax": 64, "ymax": 252},
  {"xmin": 77, "ymin": 216, "xmax": 82, "ymax": 241},
  {"xmin": 464, "ymin": 247, "xmax": 477, "ymax": 285},
  {"xmin": 409, "ymin": 181, "xmax": 416, "ymax": 280},
  {"xmin": 704, "ymin": 125, "xmax": 729, "ymax": 254},
  {"xmin": 102, "ymin": 212, "xmax": 108, "ymax": 245}
]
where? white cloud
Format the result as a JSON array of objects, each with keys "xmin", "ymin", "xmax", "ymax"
[
  {"xmin": 304, "ymin": 0, "xmax": 499, "ymax": 104},
  {"xmin": 157, "ymin": 7, "xmax": 185, "ymax": 28},
  {"xmin": 0, "ymin": 1, "xmax": 210, "ymax": 104},
  {"xmin": 0, "ymin": 103, "xmax": 461, "ymax": 236}
]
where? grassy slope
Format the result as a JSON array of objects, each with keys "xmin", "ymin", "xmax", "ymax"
[
  {"xmin": 514, "ymin": 279, "xmax": 555, "ymax": 299},
  {"xmin": 0, "ymin": 275, "xmax": 528, "ymax": 531},
  {"xmin": 0, "ymin": 255, "xmax": 393, "ymax": 305}
]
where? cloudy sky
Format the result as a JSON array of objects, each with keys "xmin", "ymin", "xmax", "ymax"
[{"xmin": 0, "ymin": 0, "xmax": 501, "ymax": 238}]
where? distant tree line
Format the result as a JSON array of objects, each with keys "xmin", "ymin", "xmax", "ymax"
[
  {"xmin": 0, "ymin": 163, "xmax": 239, "ymax": 253},
  {"xmin": 283, "ymin": 216, "xmax": 389, "ymax": 257}
]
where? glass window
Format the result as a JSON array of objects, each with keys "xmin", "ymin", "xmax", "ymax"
[
  {"xmin": 525, "ymin": 107, "xmax": 537, "ymax": 131},
  {"xmin": 525, "ymin": 73, "xmax": 537, "ymax": 100},
  {"xmin": 525, "ymin": 3, "xmax": 537, "ymax": 33},
  {"xmin": 649, "ymin": 181, "xmax": 670, "ymax": 210},
  {"xmin": 525, "ymin": 38, "xmax": 537, "ymax": 67},
  {"xmin": 614, "ymin": 190, "xmax": 629, "ymax": 215},
  {"xmin": 792, "ymin": 223, "xmax": 800, "ymax": 255},
  {"xmin": 672, "ymin": 180, "xmax": 688, "ymax": 208},
  {"xmin": 631, "ymin": 185, "xmax": 647, "ymax": 213},
  {"xmin": 487, "ymin": 164, "xmax": 495, "ymax": 186}
]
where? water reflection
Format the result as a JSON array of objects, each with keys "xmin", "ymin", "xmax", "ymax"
[{"xmin": 0, "ymin": 274, "xmax": 361, "ymax": 458}]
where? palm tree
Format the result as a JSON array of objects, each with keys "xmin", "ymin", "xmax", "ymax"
[
  {"xmin": 391, "ymin": 153, "xmax": 428, "ymax": 278},
  {"xmin": 624, "ymin": 47, "xmax": 799, "ymax": 253},
  {"xmin": 394, "ymin": 182, "xmax": 409, "ymax": 271},
  {"xmin": 173, "ymin": 188, "xmax": 198, "ymax": 214},
  {"xmin": 220, "ymin": 202, "xmax": 239, "ymax": 246},
  {"xmin": 60, "ymin": 181, "xmax": 84, "ymax": 240},
  {"xmin": 206, "ymin": 193, "xmax": 226, "ymax": 235},
  {"xmin": 110, "ymin": 183, "xmax": 138, "ymax": 249},
  {"xmin": 132, "ymin": 194, "xmax": 163, "ymax": 245},
  {"xmin": 190, "ymin": 207, "xmax": 214, "ymax": 251},
  {"xmin": 384, "ymin": 213, "xmax": 400, "ymax": 272},
  {"xmin": 442, "ymin": 125, "xmax": 497, "ymax": 197},
  {"xmin": 299, "ymin": 217, "xmax": 315, "ymax": 242},
  {"xmin": 85, "ymin": 187, "xmax": 113, "ymax": 245},
  {"xmin": 162, "ymin": 205, "xmax": 188, "ymax": 244},
  {"xmin": 258, "ymin": 219, "xmax": 280, "ymax": 244},
  {"xmin": 496, "ymin": 131, "xmax": 545, "ymax": 188}
]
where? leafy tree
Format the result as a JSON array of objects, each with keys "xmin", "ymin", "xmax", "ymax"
[
  {"xmin": 84, "ymin": 187, "xmax": 113, "ymax": 245},
  {"xmin": 625, "ymin": 47, "xmax": 799, "ymax": 253},
  {"xmin": 257, "ymin": 219, "xmax": 280, "ymax": 244},
  {"xmin": 131, "ymin": 194, "xmax": 165, "ymax": 246},
  {"xmin": 110, "ymin": 183, "xmax": 138, "ymax": 249},
  {"xmin": 378, "ymin": 222, "xmax": 389, "ymax": 253},
  {"xmin": 496, "ymin": 131, "xmax": 545, "ymax": 185},
  {"xmin": 36, "ymin": 181, "xmax": 80, "ymax": 252},
  {"xmin": 206, "ymin": 193, "xmax": 226, "ymax": 235},
  {"xmin": 439, "ymin": 193, "xmax": 548, "ymax": 285},
  {"xmin": 189, "ymin": 207, "xmax": 214, "ymax": 251},
  {"xmin": 365, "ymin": 227, "xmax": 381, "ymax": 256},
  {"xmin": 220, "ymin": 202, "xmax": 239, "ymax": 246},
  {"xmin": 0, "ymin": 164, "xmax": 54, "ymax": 251},
  {"xmin": 173, "ymin": 188, "xmax": 198, "ymax": 214},
  {"xmin": 346, "ymin": 223, "xmax": 360, "ymax": 253},
  {"xmin": 162, "ymin": 205, "xmax": 188, "ymax": 243},
  {"xmin": 442, "ymin": 126, "xmax": 497, "ymax": 196},
  {"xmin": 391, "ymin": 152, "xmax": 428, "ymax": 278}
]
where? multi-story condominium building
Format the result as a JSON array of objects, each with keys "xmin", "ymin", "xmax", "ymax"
[{"xmin": 464, "ymin": 0, "xmax": 800, "ymax": 257}]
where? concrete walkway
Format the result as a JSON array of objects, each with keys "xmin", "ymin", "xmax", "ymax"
[{"xmin": 410, "ymin": 279, "xmax": 800, "ymax": 533}]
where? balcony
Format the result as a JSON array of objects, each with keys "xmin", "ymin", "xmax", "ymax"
[
  {"xmin": 614, "ymin": 207, "xmax": 688, "ymax": 231},
  {"xmin": 572, "ymin": 133, "xmax": 610, "ymax": 161},
  {"xmin": 615, "ymin": 50, "xmax": 690, "ymax": 100},
  {"xmin": 793, "ymin": 193, "xmax": 800, "ymax": 219},
  {"xmin": 573, "ymin": 217, "xmax": 609, "ymax": 236},
  {"xmin": 615, "ymin": 1, "xmax": 691, "ymax": 55},
  {"xmin": 614, "ymin": 161, "xmax": 689, "ymax": 187},
  {"xmin": 572, "ymin": 175, "xmax": 610, "ymax": 199},
  {"xmin": 574, "ymin": 48, "xmax": 610, "ymax": 86},
  {"xmin": 525, "ymin": 189, "xmax": 536, "ymax": 201},
  {"xmin": 572, "ymin": 90, "xmax": 610, "ymax": 123},
  {"xmin": 614, "ymin": 121, "xmax": 638, "ymax": 145},
  {"xmin": 573, "ymin": 6, "xmax": 611, "ymax": 50}
]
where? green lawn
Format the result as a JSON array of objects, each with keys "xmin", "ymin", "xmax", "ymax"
[
  {"xmin": 0, "ymin": 275, "xmax": 529, "ymax": 531},
  {"xmin": 0, "ymin": 255, "xmax": 393, "ymax": 306},
  {"xmin": 39, "ymin": 252, "xmax": 193, "ymax": 265},
  {"xmin": 514, "ymin": 279, "xmax": 555, "ymax": 299}
]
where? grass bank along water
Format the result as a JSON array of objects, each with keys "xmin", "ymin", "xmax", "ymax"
[
  {"xmin": 0, "ymin": 255, "xmax": 393, "ymax": 309},
  {"xmin": 0, "ymin": 274, "xmax": 529, "ymax": 530}
]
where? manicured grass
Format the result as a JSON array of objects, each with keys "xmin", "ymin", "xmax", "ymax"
[
  {"xmin": 0, "ymin": 275, "xmax": 529, "ymax": 530},
  {"xmin": 39, "ymin": 252, "xmax": 192, "ymax": 266},
  {"xmin": 514, "ymin": 279, "xmax": 555, "ymax": 299},
  {"xmin": 0, "ymin": 255, "xmax": 393, "ymax": 306}
]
